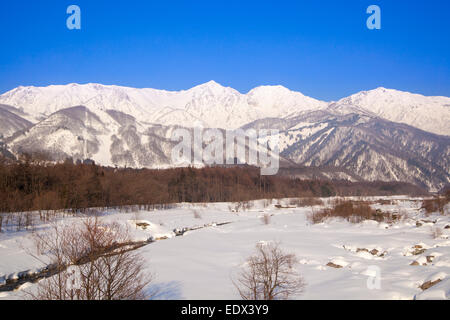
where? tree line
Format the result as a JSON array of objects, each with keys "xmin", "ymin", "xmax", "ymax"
[{"xmin": 0, "ymin": 159, "xmax": 426, "ymax": 213}]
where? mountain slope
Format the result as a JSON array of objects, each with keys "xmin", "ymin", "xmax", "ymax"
[
  {"xmin": 334, "ymin": 87, "xmax": 450, "ymax": 135},
  {"xmin": 244, "ymin": 111, "xmax": 450, "ymax": 191},
  {"xmin": 0, "ymin": 105, "xmax": 32, "ymax": 139},
  {"xmin": 5, "ymin": 106, "xmax": 178, "ymax": 168}
]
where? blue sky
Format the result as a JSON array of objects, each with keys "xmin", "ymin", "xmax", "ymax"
[{"xmin": 0, "ymin": 0, "xmax": 449, "ymax": 101}]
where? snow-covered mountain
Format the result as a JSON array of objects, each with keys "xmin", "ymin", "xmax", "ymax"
[
  {"xmin": 1, "ymin": 82, "xmax": 449, "ymax": 135},
  {"xmin": 0, "ymin": 81, "xmax": 449, "ymax": 191},
  {"xmin": 333, "ymin": 87, "xmax": 450, "ymax": 136},
  {"xmin": 0, "ymin": 81, "xmax": 328, "ymax": 130},
  {"xmin": 244, "ymin": 111, "xmax": 450, "ymax": 192},
  {"xmin": 0, "ymin": 105, "xmax": 32, "ymax": 138}
]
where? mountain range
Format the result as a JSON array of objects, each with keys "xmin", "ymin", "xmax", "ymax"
[{"xmin": 0, "ymin": 81, "xmax": 449, "ymax": 191}]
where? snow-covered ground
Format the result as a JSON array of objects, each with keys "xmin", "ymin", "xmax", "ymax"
[{"xmin": 0, "ymin": 196, "xmax": 449, "ymax": 300}]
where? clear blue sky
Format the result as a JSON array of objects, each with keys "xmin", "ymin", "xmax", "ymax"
[{"xmin": 0, "ymin": 0, "xmax": 449, "ymax": 101}]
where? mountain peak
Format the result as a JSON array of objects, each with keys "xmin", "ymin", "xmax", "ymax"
[
  {"xmin": 205, "ymin": 80, "xmax": 221, "ymax": 86},
  {"xmin": 249, "ymin": 84, "xmax": 291, "ymax": 93},
  {"xmin": 186, "ymin": 80, "xmax": 240, "ymax": 97},
  {"xmin": 192, "ymin": 80, "xmax": 225, "ymax": 90}
]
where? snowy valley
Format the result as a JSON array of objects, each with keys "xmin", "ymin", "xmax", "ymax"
[{"xmin": 0, "ymin": 196, "xmax": 449, "ymax": 300}]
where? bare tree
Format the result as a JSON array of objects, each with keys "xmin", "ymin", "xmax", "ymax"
[
  {"xmin": 234, "ymin": 242, "xmax": 305, "ymax": 300},
  {"xmin": 28, "ymin": 217, "xmax": 152, "ymax": 300}
]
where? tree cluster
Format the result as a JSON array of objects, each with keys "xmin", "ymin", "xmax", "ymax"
[{"xmin": 0, "ymin": 160, "xmax": 426, "ymax": 214}]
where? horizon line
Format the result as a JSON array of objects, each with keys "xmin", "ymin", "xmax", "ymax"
[{"xmin": 2, "ymin": 80, "xmax": 450, "ymax": 103}]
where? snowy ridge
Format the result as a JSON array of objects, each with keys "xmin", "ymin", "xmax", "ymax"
[
  {"xmin": 0, "ymin": 82, "xmax": 449, "ymax": 134},
  {"xmin": 335, "ymin": 87, "xmax": 450, "ymax": 136},
  {"xmin": 0, "ymin": 81, "xmax": 327, "ymax": 130},
  {"xmin": 244, "ymin": 111, "xmax": 450, "ymax": 191}
]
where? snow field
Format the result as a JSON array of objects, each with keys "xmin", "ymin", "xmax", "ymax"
[{"xmin": 0, "ymin": 196, "xmax": 449, "ymax": 300}]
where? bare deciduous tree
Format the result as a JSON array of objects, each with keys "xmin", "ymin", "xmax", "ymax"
[
  {"xmin": 234, "ymin": 242, "xmax": 305, "ymax": 300},
  {"xmin": 28, "ymin": 217, "xmax": 152, "ymax": 300}
]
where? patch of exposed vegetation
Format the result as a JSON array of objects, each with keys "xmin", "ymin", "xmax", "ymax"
[
  {"xmin": 308, "ymin": 200, "xmax": 403, "ymax": 224},
  {"xmin": 422, "ymin": 189, "xmax": 450, "ymax": 215},
  {"xmin": 288, "ymin": 197, "xmax": 324, "ymax": 207}
]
